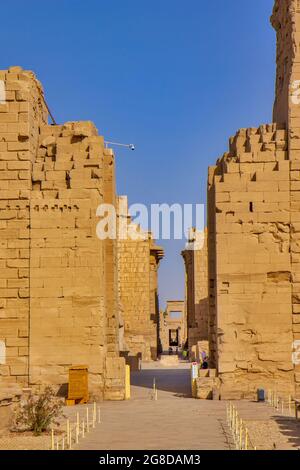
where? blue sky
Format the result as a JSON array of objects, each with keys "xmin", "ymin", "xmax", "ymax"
[{"xmin": 1, "ymin": 0, "xmax": 275, "ymax": 308}]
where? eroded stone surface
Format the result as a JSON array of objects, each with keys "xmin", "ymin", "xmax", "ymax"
[{"xmin": 0, "ymin": 68, "xmax": 136, "ymax": 400}]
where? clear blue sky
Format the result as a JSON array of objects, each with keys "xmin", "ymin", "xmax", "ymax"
[{"xmin": 1, "ymin": 0, "xmax": 275, "ymax": 308}]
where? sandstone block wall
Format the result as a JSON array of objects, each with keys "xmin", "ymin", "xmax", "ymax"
[
  {"xmin": 205, "ymin": 0, "xmax": 300, "ymax": 399},
  {"xmin": 208, "ymin": 124, "xmax": 296, "ymax": 399},
  {"xmin": 117, "ymin": 197, "xmax": 163, "ymax": 361},
  {"xmin": 182, "ymin": 228, "xmax": 208, "ymax": 351},
  {"xmin": 0, "ymin": 67, "xmax": 47, "ymax": 387},
  {"xmin": 272, "ymin": 0, "xmax": 300, "ymax": 397},
  {"xmin": 0, "ymin": 67, "xmax": 125, "ymax": 400}
]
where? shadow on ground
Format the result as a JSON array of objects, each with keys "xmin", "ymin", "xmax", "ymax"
[
  {"xmin": 272, "ymin": 415, "xmax": 300, "ymax": 449},
  {"xmin": 131, "ymin": 368, "xmax": 192, "ymax": 398}
]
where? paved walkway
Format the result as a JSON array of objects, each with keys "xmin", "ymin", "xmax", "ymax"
[
  {"xmin": 231, "ymin": 400, "xmax": 300, "ymax": 450},
  {"xmin": 76, "ymin": 362, "xmax": 231, "ymax": 450}
]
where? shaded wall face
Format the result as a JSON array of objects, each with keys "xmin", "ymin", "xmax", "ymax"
[
  {"xmin": 182, "ymin": 232, "xmax": 209, "ymax": 349},
  {"xmin": 193, "ymin": 244, "xmax": 209, "ymax": 342},
  {"xmin": 208, "ymin": 124, "xmax": 295, "ymax": 399},
  {"xmin": 118, "ymin": 236, "xmax": 153, "ymax": 361},
  {"xmin": 149, "ymin": 253, "xmax": 160, "ymax": 360},
  {"xmin": 272, "ymin": 0, "xmax": 293, "ymax": 126}
]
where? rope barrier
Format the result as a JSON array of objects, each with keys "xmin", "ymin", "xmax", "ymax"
[{"xmin": 50, "ymin": 402, "xmax": 101, "ymax": 450}]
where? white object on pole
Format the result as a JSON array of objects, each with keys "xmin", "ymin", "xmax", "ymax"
[{"xmin": 104, "ymin": 141, "xmax": 135, "ymax": 151}]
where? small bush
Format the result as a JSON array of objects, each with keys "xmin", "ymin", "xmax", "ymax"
[{"xmin": 13, "ymin": 386, "xmax": 64, "ymax": 435}]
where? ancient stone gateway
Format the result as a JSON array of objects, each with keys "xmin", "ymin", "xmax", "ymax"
[{"xmin": 159, "ymin": 300, "xmax": 186, "ymax": 354}]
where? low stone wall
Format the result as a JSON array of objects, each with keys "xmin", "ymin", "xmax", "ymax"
[{"xmin": 194, "ymin": 370, "xmax": 220, "ymax": 400}]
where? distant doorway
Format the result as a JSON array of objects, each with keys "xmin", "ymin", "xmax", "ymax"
[{"xmin": 169, "ymin": 329, "xmax": 179, "ymax": 347}]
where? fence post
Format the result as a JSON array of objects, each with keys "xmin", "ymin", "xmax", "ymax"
[
  {"xmin": 86, "ymin": 406, "xmax": 90, "ymax": 432},
  {"xmin": 93, "ymin": 402, "xmax": 96, "ymax": 428},
  {"xmin": 51, "ymin": 429, "xmax": 54, "ymax": 450},
  {"xmin": 153, "ymin": 377, "xmax": 157, "ymax": 400},
  {"xmin": 76, "ymin": 412, "xmax": 80, "ymax": 441},
  {"xmin": 239, "ymin": 419, "xmax": 243, "ymax": 450},
  {"xmin": 66, "ymin": 419, "xmax": 70, "ymax": 447}
]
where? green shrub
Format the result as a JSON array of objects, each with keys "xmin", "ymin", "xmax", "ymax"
[{"xmin": 14, "ymin": 386, "xmax": 64, "ymax": 435}]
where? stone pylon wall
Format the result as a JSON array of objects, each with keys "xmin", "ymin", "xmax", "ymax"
[
  {"xmin": 208, "ymin": 124, "xmax": 296, "ymax": 399},
  {"xmin": 117, "ymin": 197, "xmax": 163, "ymax": 361},
  {"xmin": 0, "ymin": 67, "xmax": 47, "ymax": 386},
  {"xmin": 182, "ymin": 228, "xmax": 209, "ymax": 351},
  {"xmin": 0, "ymin": 67, "xmax": 125, "ymax": 400},
  {"xmin": 272, "ymin": 0, "xmax": 300, "ymax": 397},
  {"xmin": 206, "ymin": 0, "xmax": 300, "ymax": 400}
]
